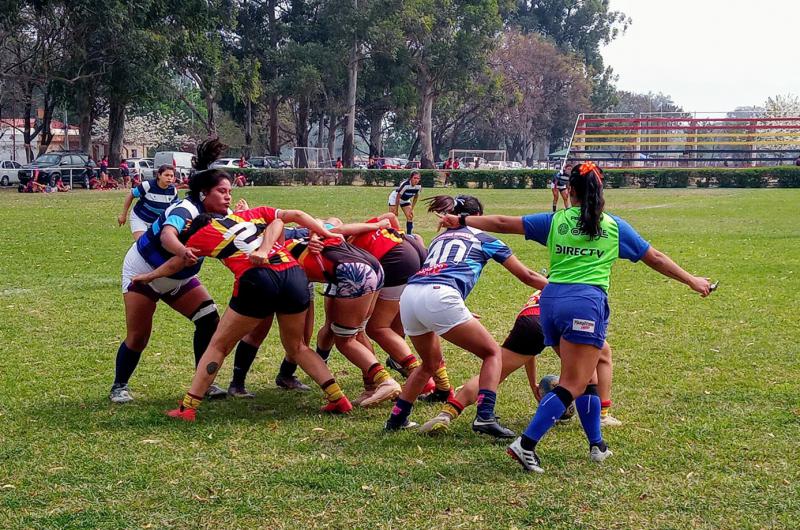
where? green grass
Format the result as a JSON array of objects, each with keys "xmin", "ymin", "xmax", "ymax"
[{"xmin": 0, "ymin": 187, "xmax": 798, "ymax": 529}]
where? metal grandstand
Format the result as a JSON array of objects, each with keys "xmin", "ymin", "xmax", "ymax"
[{"xmin": 562, "ymin": 112, "xmax": 800, "ymax": 169}]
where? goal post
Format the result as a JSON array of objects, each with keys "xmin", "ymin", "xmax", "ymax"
[
  {"xmin": 448, "ymin": 149, "xmax": 507, "ymax": 169},
  {"xmin": 292, "ymin": 147, "xmax": 335, "ymax": 169}
]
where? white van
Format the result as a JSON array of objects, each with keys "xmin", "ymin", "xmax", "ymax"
[{"xmin": 153, "ymin": 151, "xmax": 195, "ymax": 181}]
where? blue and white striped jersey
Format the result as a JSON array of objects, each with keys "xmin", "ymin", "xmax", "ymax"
[
  {"xmin": 131, "ymin": 179, "xmax": 179, "ymax": 223},
  {"xmin": 135, "ymin": 198, "xmax": 206, "ymax": 280}
]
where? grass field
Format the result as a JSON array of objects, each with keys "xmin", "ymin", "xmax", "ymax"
[{"xmin": 0, "ymin": 186, "xmax": 798, "ymax": 529}]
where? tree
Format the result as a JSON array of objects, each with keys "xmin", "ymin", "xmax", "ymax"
[
  {"xmin": 764, "ymin": 94, "xmax": 800, "ymax": 117},
  {"xmin": 508, "ymin": 0, "xmax": 630, "ymax": 111},
  {"xmin": 611, "ymin": 91, "xmax": 684, "ymax": 115},
  {"xmin": 488, "ymin": 30, "xmax": 590, "ymax": 162},
  {"xmin": 399, "ymin": 0, "xmax": 503, "ymax": 168}
]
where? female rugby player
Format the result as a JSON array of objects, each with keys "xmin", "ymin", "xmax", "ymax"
[
  {"xmin": 111, "ymin": 139, "xmax": 233, "ymax": 403},
  {"xmin": 131, "ymin": 206, "xmax": 350, "ymax": 420},
  {"xmin": 438, "ymin": 161, "xmax": 712, "ymax": 472},
  {"xmin": 384, "ymin": 195, "xmax": 548, "ymax": 437},
  {"xmin": 118, "ymin": 165, "xmax": 179, "ymax": 240},
  {"xmin": 284, "ymin": 226, "xmax": 403, "ymax": 408},
  {"xmin": 388, "ymin": 171, "xmax": 422, "ymax": 234},
  {"xmin": 419, "ymin": 290, "xmax": 617, "ymax": 433}
]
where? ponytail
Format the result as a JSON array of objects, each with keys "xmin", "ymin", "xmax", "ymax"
[
  {"xmin": 569, "ymin": 162, "xmax": 605, "ymax": 238},
  {"xmin": 425, "ymin": 194, "xmax": 484, "ymax": 216},
  {"xmin": 188, "ymin": 137, "xmax": 231, "ymax": 202}
]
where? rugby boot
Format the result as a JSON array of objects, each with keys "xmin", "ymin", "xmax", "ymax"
[
  {"xmin": 359, "ymin": 378, "xmax": 402, "ymax": 407},
  {"xmin": 472, "ymin": 415, "xmax": 516, "ymax": 439},
  {"xmin": 321, "ymin": 396, "xmax": 353, "ymax": 414},
  {"xmin": 205, "ymin": 384, "xmax": 228, "ymax": 400},
  {"xmin": 419, "ymin": 412, "xmax": 453, "ymax": 435},
  {"xmin": 590, "ymin": 444, "xmax": 614, "ymax": 463},
  {"xmin": 275, "ymin": 374, "xmax": 311, "ymax": 392},
  {"xmin": 166, "ymin": 406, "xmax": 196, "ymax": 422},
  {"xmin": 507, "ymin": 437, "xmax": 544, "ymax": 473},
  {"xmin": 109, "ymin": 384, "xmax": 133, "ymax": 404},
  {"xmin": 227, "ymin": 384, "xmax": 255, "ymax": 399}
]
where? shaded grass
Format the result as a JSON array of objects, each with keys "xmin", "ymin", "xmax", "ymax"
[{"xmin": 0, "ymin": 187, "xmax": 798, "ymax": 529}]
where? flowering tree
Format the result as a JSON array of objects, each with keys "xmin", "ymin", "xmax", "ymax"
[{"xmin": 92, "ymin": 111, "xmax": 195, "ymax": 151}]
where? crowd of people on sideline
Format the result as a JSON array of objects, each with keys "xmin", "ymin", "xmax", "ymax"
[{"xmin": 107, "ymin": 140, "xmax": 713, "ymax": 473}]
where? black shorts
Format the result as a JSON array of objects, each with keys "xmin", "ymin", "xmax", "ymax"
[
  {"xmin": 380, "ymin": 240, "xmax": 423, "ymax": 288},
  {"xmin": 501, "ymin": 314, "xmax": 546, "ymax": 357},
  {"xmin": 229, "ymin": 266, "xmax": 310, "ymax": 319}
]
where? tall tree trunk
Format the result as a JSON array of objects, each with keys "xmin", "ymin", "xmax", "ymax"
[
  {"xmin": 269, "ymin": 96, "xmax": 279, "ymax": 155},
  {"xmin": 294, "ymin": 100, "xmax": 309, "ymax": 167},
  {"xmin": 37, "ymin": 92, "xmax": 56, "ymax": 156},
  {"xmin": 204, "ymin": 91, "xmax": 216, "ymax": 135},
  {"xmin": 417, "ymin": 78, "xmax": 435, "ymax": 169},
  {"xmin": 268, "ymin": 0, "xmax": 279, "ymax": 155},
  {"xmin": 408, "ymin": 136, "xmax": 420, "ymax": 161},
  {"xmin": 342, "ymin": 34, "xmax": 359, "ymax": 167},
  {"xmin": 22, "ymin": 83, "xmax": 35, "ymax": 162},
  {"xmin": 368, "ymin": 111, "xmax": 384, "ymax": 156},
  {"xmin": 108, "ymin": 99, "xmax": 126, "ymax": 170},
  {"xmin": 316, "ymin": 115, "xmax": 325, "ymax": 148},
  {"xmin": 76, "ymin": 79, "xmax": 94, "ymax": 154},
  {"xmin": 244, "ymin": 99, "xmax": 253, "ymax": 150},
  {"xmin": 326, "ymin": 114, "xmax": 337, "ymax": 159}
]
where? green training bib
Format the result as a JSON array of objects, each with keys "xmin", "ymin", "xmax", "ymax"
[{"xmin": 547, "ymin": 207, "xmax": 619, "ymax": 291}]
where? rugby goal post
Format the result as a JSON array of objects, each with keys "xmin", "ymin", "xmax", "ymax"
[
  {"xmin": 448, "ymin": 149, "xmax": 507, "ymax": 169},
  {"xmin": 292, "ymin": 147, "xmax": 335, "ymax": 169}
]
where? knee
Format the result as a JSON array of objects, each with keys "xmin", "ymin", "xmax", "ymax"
[
  {"xmin": 125, "ymin": 333, "xmax": 149, "ymax": 352},
  {"xmin": 191, "ymin": 301, "xmax": 219, "ymax": 330},
  {"xmin": 332, "ymin": 322, "xmax": 360, "ymax": 345}
]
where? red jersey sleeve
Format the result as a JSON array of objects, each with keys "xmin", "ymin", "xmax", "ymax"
[
  {"xmin": 239, "ymin": 206, "xmax": 278, "ymax": 224},
  {"xmin": 185, "ymin": 225, "xmax": 219, "ymax": 258}
]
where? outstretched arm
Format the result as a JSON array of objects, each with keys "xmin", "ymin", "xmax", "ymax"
[
  {"xmin": 438, "ymin": 213, "xmax": 526, "ymax": 235},
  {"xmin": 278, "ymin": 210, "xmax": 342, "ymax": 240},
  {"xmin": 249, "ymin": 219, "xmax": 285, "ymax": 265},
  {"xmin": 501, "ymin": 255, "xmax": 548, "ymax": 290},
  {"xmin": 330, "ymin": 219, "xmax": 391, "ymax": 236},
  {"xmin": 132, "ymin": 255, "xmax": 186, "ymax": 284},
  {"xmin": 640, "ymin": 246, "xmax": 711, "ymax": 296}
]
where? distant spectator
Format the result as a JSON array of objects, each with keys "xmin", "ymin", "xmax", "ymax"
[
  {"xmin": 83, "ymin": 157, "xmax": 95, "ymax": 188},
  {"xmin": 55, "ymin": 177, "xmax": 71, "ymax": 192},
  {"xmin": 368, "ymin": 155, "xmax": 376, "ymax": 169},
  {"xmin": 452, "ymin": 158, "xmax": 460, "ymax": 170},
  {"xmin": 795, "ymin": 155, "xmax": 800, "ymax": 166},
  {"xmin": 119, "ymin": 159, "xmax": 130, "ymax": 188},
  {"xmin": 335, "ymin": 157, "xmax": 343, "ymax": 169},
  {"xmin": 99, "ymin": 156, "xmax": 109, "ymax": 187}
]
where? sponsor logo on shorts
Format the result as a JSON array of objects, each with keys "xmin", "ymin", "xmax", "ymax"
[{"xmin": 572, "ymin": 318, "xmax": 596, "ymax": 333}]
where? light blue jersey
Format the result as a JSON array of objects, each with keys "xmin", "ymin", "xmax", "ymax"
[{"xmin": 408, "ymin": 226, "xmax": 512, "ymax": 299}]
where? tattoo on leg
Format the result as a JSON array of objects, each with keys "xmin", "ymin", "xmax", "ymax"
[{"xmin": 206, "ymin": 362, "xmax": 219, "ymax": 375}]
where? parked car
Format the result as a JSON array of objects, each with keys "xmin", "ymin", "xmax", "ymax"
[
  {"xmin": 459, "ymin": 156, "xmax": 487, "ymax": 169},
  {"xmin": 18, "ymin": 151, "xmax": 94, "ymax": 188},
  {"xmin": 240, "ymin": 156, "xmax": 290, "ymax": 169},
  {"xmin": 127, "ymin": 158, "xmax": 155, "ymax": 180},
  {"xmin": 0, "ymin": 160, "xmax": 23, "ymax": 186},
  {"xmin": 153, "ymin": 151, "xmax": 194, "ymax": 181},
  {"xmin": 375, "ymin": 157, "xmax": 403, "ymax": 169},
  {"xmin": 210, "ymin": 158, "xmax": 251, "ymax": 169},
  {"xmin": 405, "ymin": 160, "xmax": 421, "ymax": 169}
]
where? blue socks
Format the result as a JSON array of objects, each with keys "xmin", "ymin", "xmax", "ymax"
[
  {"xmin": 522, "ymin": 385, "xmax": 572, "ymax": 443},
  {"xmin": 406, "ymin": 221, "xmax": 414, "ymax": 234},
  {"xmin": 113, "ymin": 342, "xmax": 142, "ymax": 387},
  {"xmin": 476, "ymin": 389, "xmax": 497, "ymax": 420},
  {"xmin": 387, "ymin": 398, "xmax": 413, "ymax": 428},
  {"xmin": 576, "ymin": 384, "xmax": 603, "ymax": 446}
]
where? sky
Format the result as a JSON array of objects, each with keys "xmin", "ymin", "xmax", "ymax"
[{"xmin": 602, "ymin": 0, "xmax": 800, "ymax": 112}]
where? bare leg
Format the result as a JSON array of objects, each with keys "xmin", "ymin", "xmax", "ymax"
[{"xmin": 440, "ymin": 318, "xmax": 502, "ymax": 393}]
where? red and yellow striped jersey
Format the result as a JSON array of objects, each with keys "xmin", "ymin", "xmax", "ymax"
[{"xmin": 186, "ymin": 206, "xmax": 298, "ymax": 293}]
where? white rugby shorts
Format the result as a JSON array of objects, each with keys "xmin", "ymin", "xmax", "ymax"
[
  {"xmin": 121, "ymin": 244, "xmax": 195, "ymax": 295},
  {"xmin": 399, "ymin": 283, "xmax": 473, "ymax": 336}
]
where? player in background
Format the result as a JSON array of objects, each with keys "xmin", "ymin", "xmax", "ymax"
[
  {"xmin": 388, "ymin": 171, "xmax": 422, "ymax": 235},
  {"xmin": 118, "ymin": 164, "xmax": 179, "ymax": 241}
]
